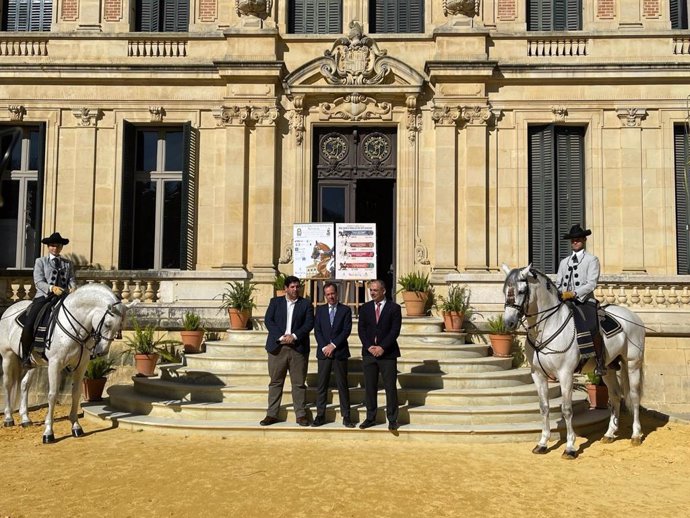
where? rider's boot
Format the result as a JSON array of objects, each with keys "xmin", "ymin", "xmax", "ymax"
[
  {"xmin": 20, "ymin": 327, "xmax": 33, "ymax": 369},
  {"xmin": 593, "ymin": 332, "xmax": 607, "ymax": 377}
]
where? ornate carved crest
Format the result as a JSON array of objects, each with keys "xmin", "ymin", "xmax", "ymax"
[
  {"xmin": 288, "ymin": 96, "xmax": 305, "ymax": 145},
  {"xmin": 8, "ymin": 105, "xmax": 26, "ymax": 121},
  {"xmin": 321, "ymin": 21, "xmax": 390, "ymax": 86},
  {"xmin": 319, "ymin": 93, "xmax": 392, "ymax": 122},
  {"xmin": 617, "ymin": 108, "xmax": 647, "ymax": 128},
  {"xmin": 551, "ymin": 106, "xmax": 568, "ymax": 122},
  {"xmin": 213, "ymin": 105, "xmax": 250, "ymax": 126},
  {"xmin": 235, "ymin": 0, "xmax": 272, "ymax": 19},
  {"xmin": 432, "ymin": 105, "xmax": 463, "ymax": 126},
  {"xmin": 461, "ymin": 105, "xmax": 492, "ymax": 125},
  {"xmin": 406, "ymin": 95, "xmax": 422, "ymax": 143},
  {"xmin": 250, "ymin": 105, "xmax": 278, "ymax": 125},
  {"xmin": 72, "ymin": 107, "xmax": 102, "ymax": 127},
  {"xmin": 415, "ymin": 238, "xmax": 431, "ymax": 265},
  {"xmin": 444, "ymin": 0, "xmax": 479, "ymax": 17},
  {"xmin": 149, "ymin": 106, "xmax": 165, "ymax": 122}
]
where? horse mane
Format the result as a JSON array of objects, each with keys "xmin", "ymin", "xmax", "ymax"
[{"xmin": 72, "ymin": 283, "xmax": 119, "ymax": 304}]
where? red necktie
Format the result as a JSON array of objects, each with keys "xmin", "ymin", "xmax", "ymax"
[{"xmin": 375, "ymin": 302, "xmax": 381, "ymax": 323}]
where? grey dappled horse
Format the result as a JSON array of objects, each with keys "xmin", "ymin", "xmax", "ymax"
[
  {"xmin": 501, "ymin": 265, "xmax": 646, "ymax": 459},
  {"xmin": 0, "ymin": 284, "xmax": 134, "ymax": 443}
]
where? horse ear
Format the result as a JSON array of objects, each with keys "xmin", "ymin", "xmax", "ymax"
[
  {"xmin": 501, "ymin": 264, "xmax": 511, "ymax": 276},
  {"xmin": 519, "ymin": 265, "xmax": 531, "ymax": 280}
]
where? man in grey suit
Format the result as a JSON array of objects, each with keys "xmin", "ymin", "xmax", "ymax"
[
  {"xmin": 20, "ymin": 232, "xmax": 77, "ymax": 366},
  {"xmin": 556, "ymin": 224, "xmax": 608, "ymax": 376},
  {"xmin": 260, "ymin": 275, "xmax": 314, "ymax": 427}
]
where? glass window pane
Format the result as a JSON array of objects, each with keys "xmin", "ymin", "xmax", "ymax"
[
  {"xmin": 161, "ymin": 180, "xmax": 182, "ymax": 269},
  {"xmin": 0, "ymin": 180, "xmax": 19, "ymax": 267},
  {"xmin": 28, "ymin": 129, "xmax": 40, "ymax": 170},
  {"xmin": 132, "ymin": 181, "xmax": 156, "ymax": 269},
  {"xmin": 321, "ymin": 186, "xmax": 346, "ymax": 223},
  {"xmin": 136, "ymin": 131, "xmax": 158, "ymax": 172},
  {"xmin": 23, "ymin": 180, "xmax": 38, "ymax": 268},
  {"xmin": 164, "ymin": 131, "xmax": 183, "ymax": 171}
]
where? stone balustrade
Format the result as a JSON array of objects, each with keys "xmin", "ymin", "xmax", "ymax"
[
  {"xmin": 527, "ymin": 38, "xmax": 587, "ymax": 57},
  {"xmin": 0, "ymin": 38, "xmax": 48, "ymax": 56},
  {"xmin": 673, "ymin": 38, "xmax": 690, "ymax": 55},
  {"xmin": 127, "ymin": 39, "xmax": 187, "ymax": 57}
]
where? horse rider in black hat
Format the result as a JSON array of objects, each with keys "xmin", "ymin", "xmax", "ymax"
[
  {"xmin": 19, "ymin": 232, "xmax": 77, "ymax": 367},
  {"xmin": 556, "ymin": 224, "xmax": 609, "ymax": 377}
]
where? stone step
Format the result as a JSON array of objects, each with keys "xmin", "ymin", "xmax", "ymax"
[
  {"xmin": 182, "ymin": 355, "xmax": 511, "ymax": 374},
  {"xmin": 83, "ymin": 402, "xmax": 610, "ymax": 444}
]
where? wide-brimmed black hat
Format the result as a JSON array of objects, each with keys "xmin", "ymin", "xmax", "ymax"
[
  {"xmin": 41, "ymin": 232, "xmax": 69, "ymax": 245},
  {"xmin": 562, "ymin": 224, "xmax": 591, "ymax": 240}
]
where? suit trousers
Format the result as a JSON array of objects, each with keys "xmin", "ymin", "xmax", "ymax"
[
  {"xmin": 267, "ymin": 345, "xmax": 308, "ymax": 419},
  {"xmin": 362, "ymin": 356, "xmax": 398, "ymax": 423},
  {"xmin": 315, "ymin": 357, "xmax": 351, "ymax": 419}
]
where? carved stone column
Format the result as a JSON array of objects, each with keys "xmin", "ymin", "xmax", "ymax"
[{"xmin": 213, "ymin": 105, "xmax": 250, "ymax": 268}]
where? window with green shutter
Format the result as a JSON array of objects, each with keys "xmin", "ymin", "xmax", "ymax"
[
  {"xmin": 671, "ymin": 0, "xmax": 689, "ymax": 29},
  {"xmin": 369, "ymin": 0, "xmax": 424, "ymax": 34},
  {"xmin": 675, "ymin": 124, "xmax": 690, "ymax": 274},
  {"xmin": 288, "ymin": 0, "xmax": 342, "ymax": 34},
  {"xmin": 3, "ymin": 0, "xmax": 52, "ymax": 31},
  {"xmin": 136, "ymin": 0, "xmax": 189, "ymax": 32},
  {"xmin": 527, "ymin": 0, "xmax": 581, "ymax": 31},
  {"xmin": 529, "ymin": 125, "xmax": 585, "ymax": 273}
]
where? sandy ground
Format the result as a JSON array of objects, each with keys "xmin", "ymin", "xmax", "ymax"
[{"xmin": 0, "ymin": 406, "xmax": 688, "ymax": 518}]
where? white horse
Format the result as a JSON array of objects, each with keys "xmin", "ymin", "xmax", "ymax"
[
  {"xmin": 501, "ymin": 264, "xmax": 646, "ymax": 458},
  {"xmin": 0, "ymin": 283, "xmax": 134, "ymax": 443}
]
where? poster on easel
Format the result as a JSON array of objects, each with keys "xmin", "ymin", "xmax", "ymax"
[
  {"xmin": 335, "ymin": 223, "xmax": 377, "ymax": 280},
  {"xmin": 293, "ymin": 223, "xmax": 335, "ymax": 279}
]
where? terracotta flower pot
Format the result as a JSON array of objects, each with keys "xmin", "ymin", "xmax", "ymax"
[
  {"xmin": 586, "ymin": 383, "xmax": 609, "ymax": 409},
  {"xmin": 82, "ymin": 378, "xmax": 107, "ymax": 402},
  {"xmin": 275, "ymin": 290, "xmax": 286, "ymax": 297},
  {"xmin": 180, "ymin": 330, "xmax": 204, "ymax": 354},
  {"xmin": 402, "ymin": 291, "xmax": 427, "ymax": 317},
  {"xmin": 489, "ymin": 334, "xmax": 513, "ymax": 357},
  {"xmin": 228, "ymin": 308, "xmax": 252, "ymax": 330},
  {"xmin": 134, "ymin": 353, "xmax": 159, "ymax": 377},
  {"xmin": 443, "ymin": 311, "xmax": 464, "ymax": 332}
]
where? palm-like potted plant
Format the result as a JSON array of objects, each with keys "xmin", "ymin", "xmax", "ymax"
[
  {"xmin": 124, "ymin": 318, "xmax": 179, "ymax": 376},
  {"xmin": 219, "ymin": 281, "xmax": 258, "ymax": 330},
  {"xmin": 585, "ymin": 371, "xmax": 609, "ymax": 409},
  {"xmin": 274, "ymin": 272, "xmax": 288, "ymax": 297},
  {"xmin": 82, "ymin": 356, "xmax": 116, "ymax": 402},
  {"xmin": 180, "ymin": 311, "xmax": 205, "ymax": 354},
  {"xmin": 397, "ymin": 271, "xmax": 432, "ymax": 317},
  {"xmin": 438, "ymin": 284, "xmax": 472, "ymax": 332},
  {"xmin": 486, "ymin": 314, "xmax": 514, "ymax": 357}
]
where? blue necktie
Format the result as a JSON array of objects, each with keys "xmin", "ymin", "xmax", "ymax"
[{"xmin": 329, "ymin": 306, "xmax": 335, "ymax": 326}]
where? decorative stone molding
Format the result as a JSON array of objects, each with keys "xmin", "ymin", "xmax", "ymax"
[
  {"xmin": 288, "ymin": 96, "xmax": 305, "ymax": 145},
  {"xmin": 213, "ymin": 105, "xmax": 250, "ymax": 126},
  {"xmin": 551, "ymin": 106, "xmax": 568, "ymax": 122},
  {"xmin": 431, "ymin": 105, "xmax": 463, "ymax": 127},
  {"xmin": 406, "ymin": 95, "xmax": 422, "ymax": 143},
  {"xmin": 415, "ymin": 239, "xmax": 431, "ymax": 265},
  {"xmin": 443, "ymin": 0, "xmax": 479, "ymax": 17},
  {"xmin": 72, "ymin": 107, "xmax": 102, "ymax": 127},
  {"xmin": 149, "ymin": 106, "xmax": 165, "ymax": 122},
  {"xmin": 235, "ymin": 0, "xmax": 272, "ymax": 19},
  {"xmin": 319, "ymin": 93, "xmax": 392, "ymax": 122},
  {"xmin": 617, "ymin": 108, "xmax": 648, "ymax": 128},
  {"xmin": 461, "ymin": 105, "xmax": 492, "ymax": 126},
  {"xmin": 490, "ymin": 108, "xmax": 504, "ymax": 128},
  {"xmin": 8, "ymin": 105, "xmax": 26, "ymax": 121},
  {"xmin": 321, "ymin": 21, "xmax": 390, "ymax": 86},
  {"xmin": 249, "ymin": 105, "xmax": 279, "ymax": 126},
  {"xmin": 278, "ymin": 242, "xmax": 293, "ymax": 264}
]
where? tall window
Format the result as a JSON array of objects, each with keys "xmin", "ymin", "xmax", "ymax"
[
  {"xmin": 0, "ymin": 125, "xmax": 44, "ymax": 269},
  {"xmin": 2, "ymin": 0, "xmax": 52, "ymax": 31},
  {"xmin": 288, "ymin": 0, "xmax": 341, "ymax": 34},
  {"xmin": 527, "ymin": 0, "xmax": 582, "ymax": 31},
  {"xmin": 675, "ymin": 124, "xmax": 690, "ymax": 274},
  {"xmin": 120, "ymin": 123, "xmax": 197, "ymax": 270},
  {"xmin": 671, "ymin": 0, "xmax": 689, "ymax": 29},
  {"xmin": 135, "ymin": 0, "xmax": 189, "ymax": 32},
  {"xmin": 369, "ymin": 0, "xmax": 424, "ymax": 33},
  {"xmin": 529, "ymin": 125, "xmax": 585, "ymax": 273}
]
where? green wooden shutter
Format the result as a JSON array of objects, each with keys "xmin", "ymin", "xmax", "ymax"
[
  {"xmin": 528, "ymin": 0, "xmax": 552, "ymax": 31},
  {"xmin": 671, "ymin": 0, "xmax": 689, "ymax": 29},
  {"xmin": 553, "ymin": 0, "xmax": 581, "ymax": 30},
  {"xmin": 163, "ymin": 0, "xmax": 189, "ymax": 32},
  {"xmin": 289, "ymin": 0, "xmax": 340, "ymax": 34},
  {"xmin": 137, "ymin": 0, "xmax": 160, "ymax": 32},
  {"xmin": 119, "ymin": 122, "xmax": 136, "ymax": 269},
  {"xmin": 180, "ymin": 123, "xmax": 197, "ymax": 271},
  {"xmin": 556, "ymin": 127, "xmax": 585, "ymax": 265},
  {"xmin": 675, "ymin": 124, "xmax": 690, "ymax": 274},
  {"xmin": 371, "ymin": 0, "xmax": 423, "ymax": 33},
  {"xmin": 529, "ymin": 125, "xmax": 556, "ymax": 272}
]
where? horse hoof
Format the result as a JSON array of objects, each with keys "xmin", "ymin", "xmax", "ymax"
[
  {"xmin": 601, "ymin": 435, "xmax": 614, "ymax": 444},
  {"xmin": 42, "ymin": 434, "xmax": 55, "ymax": 444},
  {"xmin": 3, "ymin": 419, "xmax": 14, "ymax": 428},
  {"xmin": 561, "ymin": 450, "xmax": 578, "ymax": 460},
  {"xmin": 72, "ymin": 428, "xmax": 84, "ymax": 438},
  {"xmin": 20, "ymin": 421, "xmax": 32, "ymax": 428},
  {"xmin": 631, "ymin": 437, "xmax": 643, "ymax": 447},
  {"xmin": 532, "ymin": 445, "xmax": 548, "ymax": 455}
]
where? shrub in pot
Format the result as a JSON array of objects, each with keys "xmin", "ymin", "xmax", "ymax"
[
  {"xmin": 180, "ymin": 311, "xmax": 205, "ymax": 354},
  {"xmin": 274, "ymin": 273, "xmax": 288, "ymax": 297},
  {"xmin": 124, "ymin": 318, "xmax": 179, "ymax": 376},
  {"xmin": 438, "ymin": 284, "xmax": 472, "ymax": 332},
  {"xmin": 219, "ymin": 281, "xmax": 257, "ymax": 330},
  {"xmin": 82, "ymin": 356, "xmax": 116, "ymax": 402},
  {"xmin": 397, "ymin": 271, "xmax": 432, "ymax": 317},
  {"xmin": 585, "ymin": 371, "xmax": 609, "ymax": 409},
  {"xmin": 486, "ymin": 314, "xmax": 514, "ymax": 357}
]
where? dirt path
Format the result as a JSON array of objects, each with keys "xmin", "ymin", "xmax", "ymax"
[{"xmin": 0, "ymin": 406, "xmax": 688, "ymax": 518}]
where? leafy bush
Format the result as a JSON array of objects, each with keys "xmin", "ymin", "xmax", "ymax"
[
  {"xmin": 124, "ymin": 318, "xmax": 179, "ymax": 355},
  {"xmin": 273, "ymin": 273, "xmax": 288, "ymax": 291},
  {"xmin": 84, "ymin": 356, "xmax": 116, "ymax": 380},
  {"xmin": 397, "ymin": 271, "xmax": 431, "ymax": 293},
  {"xmin": 182, "ymin": 311, "xmax": 203, "ymax": 331},
  {"xmin": 439, "ymin": 284, "xmax": 472, "ymax": 313},
  {"xmin": 219, "ymin": 282, "xmax": 258, "ymax": 311},
  {"xmin": 487, "ymin": 314, "xmax": 510, "ymax": 335}
]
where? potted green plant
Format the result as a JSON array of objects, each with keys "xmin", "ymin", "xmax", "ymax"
[
  {"xmin": 124, "ymin": 318, "xmax": 179, "ymax": 376},
  {"xmin": 438, "ymin": 284, "xmax": 472, "ymax": 332},
  {"xmin": 486, "ymin": 314, "xmax": 513, "ymax": 357},
  {"xmin": 397, "ymin": 271, "xmax": 432, "ymax": 317},
  {"xmin": 274, "ymin": 272, "xmax": 288, "ymax": 297},
  {"xmin": 219, "ymin": 281, "xmax": 258, "ymax": 330},
  {"xmin": 585, "ymin": 371, "xmax": 609, "ymax": 409},
  {"xmin": 180, "ymin": 311, "xmax": 205, "ymax": 354},
  {"xmin": 82, "ymin": 356, "xmax": 116, "ymax": 402}
]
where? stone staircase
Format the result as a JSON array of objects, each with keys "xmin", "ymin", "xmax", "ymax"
[{"xmin": 83, "ymin": 318, "xmax": 608, "ymax": 442}]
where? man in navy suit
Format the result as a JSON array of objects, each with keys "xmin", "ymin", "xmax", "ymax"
[
  {"xmin": 312, "ymin": 282, "xmax": 354, "ymax": 428},
  {"xmin": 260, "ymin": 275, "xmax": 314, "ymax": 427},
  {"xmin": 357, "ymin": 279, "xmax": 402, "ymax": 431}
]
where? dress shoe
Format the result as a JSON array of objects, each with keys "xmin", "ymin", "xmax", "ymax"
[
  {"xmin": 342, "ymin": 417, "xmax": 355, "ymax": 429},
  {"xmin": 296, "ymin": 416, "xmax": 310, "ymax": 427},
  {"xmin": 388, "ymin": 421, "xmax": 400, "ymax": 431},
  {"xmin": 259, "ymin": 416, "xmax": 280, "ymax": 426},
  {"xmin": 311, "ymin": 416, "xmax": 326, "ymax": 427},
  {"xmin": 359, "ymin": 419, "xmax": 376, "ymax": 429}
]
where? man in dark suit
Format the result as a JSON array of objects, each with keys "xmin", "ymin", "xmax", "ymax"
[
  {"xmin": 357, "ymin": 279, "xmax": 402, "ymax": 431},
  {"xmin": 312, "ymin": 282, "xmax": 354, "ymax": 428},
  {"xmin": 260, "ymin": 275, "xmax": 314, "ymax": 427}
]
